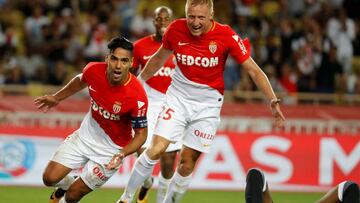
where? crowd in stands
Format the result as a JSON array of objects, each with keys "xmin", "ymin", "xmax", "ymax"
[{"xmin": 0, "ymin": 0, "xmax": 359, "ymax": 102}]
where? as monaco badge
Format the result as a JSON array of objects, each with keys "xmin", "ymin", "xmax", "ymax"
[
  {"xmin": 209, "ymin": 41, "xmax": 217, "ymax": 54},
  {"xmin": 113, "ymin": 102, "xmax": 121, "ymax": 113}
]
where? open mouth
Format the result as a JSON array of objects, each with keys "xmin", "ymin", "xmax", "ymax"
[
  {"xmin": 191, "ymin": 26, "xmax": 202, "ymax": 33},
  {"xmin": 113, "ymin": 70, "xmax": 122, "ymax": 79}
]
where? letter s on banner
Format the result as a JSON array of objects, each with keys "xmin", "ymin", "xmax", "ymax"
[{"xmin": 251, "ymin": 135, "xmax": 293, "ymax": 183}]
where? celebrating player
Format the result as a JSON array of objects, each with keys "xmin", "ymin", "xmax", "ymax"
[
  {"xmin": 245, "ymin": 168, "xmax": 359, "ymax": 203},
  {"xmin": 106, "ymin": 0, "xmax": 285, "ymax": 202},
  {"xmin": 131, "ymin": 6, "xmax": 181, "ymax": 203},
  {"xmin": 35, "ymin": 36, "xmax": 148, "ymax": 203}
]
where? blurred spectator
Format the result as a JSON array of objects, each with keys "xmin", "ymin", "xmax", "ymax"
[
  {"xmin": 353, "ymin": 67, "xmax": 360, "ymax": 94},
  {"xmin": 47, "ymin": 60, "xmax": 68, "ymax": 86},
  {"xmin": 263, "ymin": 64, "xmax": 283, "ymax": 92},
  {"xmin": 16, "ymin": 47, "xmax": 46, "ymax": 81},
  {"xmin": 129, "ymin": 7, "xmax": 154, "ymax": 39},
  {"xmin": 327, "ymin": 8, "xmax": 355, "ymax": 75},
  {"xmin": 113, "ymin": 0, "xmax": 137, "ymax": 38},
  {"xmin": 224, "ymin": 58, "xmax": 240, "ymax": 90},
  {"xmin": 4, "ymin": 58, "xmax": 28, "ymax": 85},
  {"xmin": 316, "ymin": 45, "xmax": 343, "ymax": 93},
  {"xmin": 83, "ymin": 23, "xmax": 108, "ymax": 62},
  {"xmin": 24, "ymin": 4, "xmax": 49, "ymax": 54},
  {"xmin": 279, "ymin": 62, "xmax": 297, "ymax": 94}
]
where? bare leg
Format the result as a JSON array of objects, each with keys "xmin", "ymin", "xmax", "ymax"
[
  {"xmin": 157, "ymin": 150, "xmax": 178, "ymax": 203},
  {"xmin": 43, "ymin": 161, "xmax": 72, "ymax": 187},
  {"xmin": 317, "ymin": 181, "xmax": 359, "ymax": 203},
  {"xmin": 63, "ymin": 177, "xmax": 92, "ymax": 203},
  {"xmin": 119, "ymin": 135, "xmax": 170, "ymax": 202},
  {"xmin": 163, "ymin": 146, "xmax": 202, "ymax": 203}
]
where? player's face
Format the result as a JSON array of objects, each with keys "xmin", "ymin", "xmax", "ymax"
[
  {"xmin": 106, "ymin": 48, "xmax": 132, "ymax": 85},
  {"xmin": 186, "ymin": 4, "xmax": 213, "ymax": 36},
  {"xmin": 154, "ymin": 10, "xmax": 172, "ymax": 37}
]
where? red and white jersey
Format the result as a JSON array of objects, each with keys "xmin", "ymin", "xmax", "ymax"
[
  {"xmin": 79, "ymin": 62, "xmax": 148, "ymax": 148},
  {"xmin": 162, "ymin": 19, "xmax": 251, "ymax": 106},
  {"xmin": 133, "ymin": 35, "xmax": 176, "ymax": 102}
]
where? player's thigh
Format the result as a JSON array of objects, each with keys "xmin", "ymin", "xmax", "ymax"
[
  {"xmin": 51, "ymin": 131, "xmax": 88, "ymax": 169},
  {"xmin": 154, "ymin": 101, "xmax": 187, "ymax": 143},
  {"xmin": 183, "ymin": 109, "xmax": 221, "ymax": 153},
  {"xmin": 43, "ymin": 160, "xmax": 72, "ymax": 184},
  {"xmin": 142, "ymin": 102, "xmax": 163, "ymax": 149}
]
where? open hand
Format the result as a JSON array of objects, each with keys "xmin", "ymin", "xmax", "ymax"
[
  {"xmin": 105, "ymin": 152, "xmax": 125, "ymax": 170},
  {"xmin": 34, "ymin": 95, "xmax": 59, "ymax": 113},
  {"xmin": 270, "ymin": 101, "xmax": 285, "ymax": 128}
]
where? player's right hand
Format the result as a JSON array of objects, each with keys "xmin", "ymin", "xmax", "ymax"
[
  {"xmin": 34, "ymin": 95, "xmax": 59, "ymax": 113},
  {"xmin": 105, "ymin": 152, "xmax": 125, "ymax": 170}
]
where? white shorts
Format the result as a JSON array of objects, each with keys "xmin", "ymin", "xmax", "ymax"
[
  {"xmin": 51, "ymin": 131, "xmax": 120, "ymax": 190},
  {"xmin": 142, "ymin": 101, "xmax": 182, "ymax": 152},
  {"xmin": 154, "ymin": 93, "xmax": 221, "ymax": 153}
]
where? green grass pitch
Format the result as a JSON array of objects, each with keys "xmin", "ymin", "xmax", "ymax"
[{"xmin": 0, "ymin": 186, "xmax": 325, "ymax": 203}]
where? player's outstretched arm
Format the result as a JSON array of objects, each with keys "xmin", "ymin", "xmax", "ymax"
[
  {"xmin": 34, "ymin": 74, "xmax": 87, "ymax": 113},
  {"xmin": 138, "ymin": 45, "xmax": 173, "ymax": 81},
  {"xmin": 242, "ymin": 58, "xmax": 285, "ymax": 128},
  {"xmin": 105, "ymin": 127, "xmax": 148, "ymax": 170},
  {"xmin": 316, "ymin": 181, "xmax": 359, "ymax": 203}
]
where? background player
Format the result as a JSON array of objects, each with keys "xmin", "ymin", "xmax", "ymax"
[
  {"xmin": 34, "ymin": 36, "xmax": 148, "ymax": 203},
  {"xmin": 106, "ymin": 0, "xmax": 285, "ymax": 202},
  {"xmin": 245, "ymin": 168, "xmax": 360, "ymax": 203},
  {"xmin": 131, "ymin": 6, "xmax": 182, "ymax": 203}
]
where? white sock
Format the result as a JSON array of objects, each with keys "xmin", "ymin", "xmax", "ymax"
[
  {"xmin": 262, "ymin": 171, "xmax": 267, "ymax": 192},
  {"xmin": 157, "ymin": 173, "xmax": 172, "ymax": 203},
  {"xmin": 59, "ymin": 197, "xmax": 67, "ymax": 203},
  {"xmin": 338, "ymin": 181, "xmax": 347, "ymax": 202},
  {"xmin": 55, "ymin": 175, "xmax": 76, "ymax": 190},
  {"xmin": 163, "ymin": 171, "xmax": 192, "ymax": 203},
  {"xmin": 143, "ymin": 176, "xmax": 154, "ymax": 189},
  {"xmin": 119, "ymin": 152, "xmax": 158, "ymax": 202}
]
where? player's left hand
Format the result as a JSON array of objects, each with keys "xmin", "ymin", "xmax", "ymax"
[
  {"xmin": 105, "ymin": 152, "xmax": 125, "ymax": 170},
  {"xmin": 270, "ymin": 99, "xmax": 285, "ymax": 128}
]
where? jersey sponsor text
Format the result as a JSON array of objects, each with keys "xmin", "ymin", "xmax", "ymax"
[
  {"xmin": 91, "ymin": 99, "xmax": 120, "ymax": 121},
  {"xmin": 176, "ymin": 53, "xmax": 219, "ymax": 68}
]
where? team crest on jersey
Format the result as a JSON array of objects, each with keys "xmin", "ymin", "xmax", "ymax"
[
  {"xmin": 113, "ymin": 102, "xmax": 122, "ymax": 113},
  {"xmin": 209, "ymin": 41, "xmax": 217, "ymax": 54}
]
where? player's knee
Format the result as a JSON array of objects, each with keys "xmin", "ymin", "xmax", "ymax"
[
  {"xmin": 178, "ymin": 158, "xmax": 196, "ymax": 176},
  {"xmin": 42, "ymin": 172, "xmax": 58, "ymax": 186},
  {"xmin": 147, "ymin": 136, "xmax": 170, "ymax": 159}
]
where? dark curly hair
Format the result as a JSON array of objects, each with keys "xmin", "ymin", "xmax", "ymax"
[{"xmin": 107, "ymin": 36, "xmax": 133, "ymax": 54}]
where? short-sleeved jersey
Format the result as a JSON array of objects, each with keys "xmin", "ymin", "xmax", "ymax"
[
  {"xmin": 162, "ymin": 19, "xmax": 251, "ymax": 106},
  {"xmin": 133, "ymin": 35, "xmax": 176, "ymax": 96},
  {"xmin": 80, "ymin": 62, "xmax": 148, "ymax": 147}
]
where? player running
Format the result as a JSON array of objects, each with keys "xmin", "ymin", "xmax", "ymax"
[
  {"xmin": 35, "ymin": 36, "xmax": 148, "ymax": 203},
  {"xmin": 106, "ymin": 0, "xmax": 285, "ymax": 202},
  {"xmin": 131, "ymin": 6, "xmax": 181, "ymax": 203}
]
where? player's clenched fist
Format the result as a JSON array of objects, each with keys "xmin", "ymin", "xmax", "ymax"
[
  {"xmin": 105, "ymin": 152, "xmax": 125, "ymax": 170},
  {"xmin": 34, "ymin": 95, "xmax": 59, "ymax": 113}
]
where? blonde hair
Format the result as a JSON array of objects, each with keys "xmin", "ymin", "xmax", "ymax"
[{"xmin": 185, "ymin": 0, "xmax": 214, "ymax": 14}]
